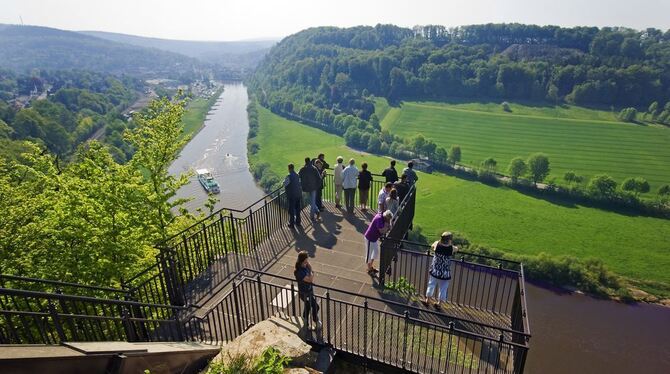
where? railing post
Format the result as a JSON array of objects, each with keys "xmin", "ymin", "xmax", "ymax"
[
  {"xmin": 401, "ymin": 310, "xmax": 409, "ymax": 370},
  {"xmin": 291, "ymin": 283, "xmax": 297, "ymax": 318},
  {"xmin": 219, "ymin": 212, "xmax": 228, "ymax": 254},
  {"xmin": 248, "ymin": 208, "xmax": 256, "ymax": 254},
  {"xmin": 229, "ymin": 212, "xmax": 238, "ymax": 253},
  {"xmin": 256, "ymin": 275, "xmax": 266, "ymax": 321},
  {"xmin": 232, "ymin": 281, "xmax": 244, "ymax": 334},
  {"xmin": 202, "ymin": 223, "xmax": 212, "ymax": 266},
  {"xmin": 363, "ymin": 299, "xmax": 368, "ymax": 359},
  {"xmin": 121, "ymin": 304, "xmax": 137, "ymax": 342},
  {"xmin": 162, "ymin": 253, "xmax": 185, "ymax": 306},
  {"xmin": 264, "ymin": 204, "xmax": 271, "ymax": 242},
  {"xmin": 47, "ymin": 301, "xmax": 67, "ymax": 343},
  {"xmin": 325, "ymin": 291, "xmax": 331, "ymax": 344}
]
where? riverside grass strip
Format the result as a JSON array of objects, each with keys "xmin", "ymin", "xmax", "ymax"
[
  {"xmin": 251, "ymin": 106, "xmax": 670, "ymax": 290},
  {"xmin": 379, "ymin": 100, "xmax": 670, "ymax": 193}
]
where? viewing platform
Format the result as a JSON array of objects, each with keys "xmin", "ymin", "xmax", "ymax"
[{"xmin": 0, "ymin": 173, "xmax": 530, "ymax": 373}]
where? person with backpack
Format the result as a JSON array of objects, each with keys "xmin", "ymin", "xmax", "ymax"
[{"xmin": 424, "ymin": 232, "xmax": 458, "ymax": 310}]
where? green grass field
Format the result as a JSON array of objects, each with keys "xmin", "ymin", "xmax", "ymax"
[
  {"xmin": 254, "ymin": 106, "xmax": 670, "ymax": 288},
  {"xmin": 181, "ymin": 88, "xmax": 224, "ymax": 138},
  {"xmin": 378, "ymin": 99, "xmax": 670, "ymax": 193}
]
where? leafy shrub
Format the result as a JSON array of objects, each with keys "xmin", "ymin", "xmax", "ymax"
[
  {"xmin": 501, "ymin": 101, "xmax": 512, "ymax": 112},
  {"xmin": 205, "ymin": 347, "xmax": 290, "ymax": 374}
]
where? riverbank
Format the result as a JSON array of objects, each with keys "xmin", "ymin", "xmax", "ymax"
[
  {"xmin": 248, "ymin": 104, "xmax": 670, "ymax": 301},
  {"xmin": 181, "ymin": 86, "xmax": 225, "ymax": 139}
]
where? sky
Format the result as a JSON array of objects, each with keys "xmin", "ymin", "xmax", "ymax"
[{"xmin": 1, "ymin": 0, "xmax": 669, "ymax": 41}]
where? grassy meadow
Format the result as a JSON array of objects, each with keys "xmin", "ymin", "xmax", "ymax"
[
  {"xmin": 253, "ymin": 106, "xmax": 670, "ymax": 289},
  {"xmin": 181, "ymin": 88, "xmax": 224, "ymax": 138},
  {"xmin": 378, "ymin": 99, "xmax": 670, "ymax": 193}
]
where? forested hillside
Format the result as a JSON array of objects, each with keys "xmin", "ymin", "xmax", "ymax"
[
  {"xmin": 0, "ymin": 69, "xmax": 140, "ymax": 161},
  {"xmin": 0, "ymin": 24, "xmax": 204, "ymax": 79},
  {"xmin": 251, "ymin": 24, "xmax": 670, "ymax": 121}
]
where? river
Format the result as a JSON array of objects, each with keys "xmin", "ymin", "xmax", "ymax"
[
  {"xmin": 525, "ymin": 283, "xmax": 670, "ymax": 373},
  {"xmin": 169, "ymin": 82, "xmax": 265, "ymax": 213},
  {"xmin": 169, "ymin": 82, "xmax": 670, "ymax": 373}
]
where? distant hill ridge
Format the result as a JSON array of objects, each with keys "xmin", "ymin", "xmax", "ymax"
[
  {"xmin": 79, "ymin": 30, "xmax": 277, "ymax": 67},
  {"xmin": 0, "ymin": 24, "xmax": 201, "ymax": 77}
]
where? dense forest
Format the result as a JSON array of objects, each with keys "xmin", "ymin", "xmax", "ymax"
[
  {"xmin": 251, "ymin": 24, "xmax": 670, "ymax": 121},
  {"xmin": 0, "ymin": 69, "xmax": 141, "ymax": 161}
]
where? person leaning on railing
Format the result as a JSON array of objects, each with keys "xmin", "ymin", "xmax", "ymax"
[
  {"xmin": 424, "ymin": 232, "xmax": 458, "ymax": 310},
  {"xmin": 377, "ymin": 182, "xmax": 393, "ymax": 213},
  {"xmin": 364, "ymin": 210, "xmax": 393, "ymax": 274}
]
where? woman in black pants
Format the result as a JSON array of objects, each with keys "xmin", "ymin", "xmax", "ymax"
[{"xmin": 294, "ymin": 251, "xmax": 322, "ymax": 331}]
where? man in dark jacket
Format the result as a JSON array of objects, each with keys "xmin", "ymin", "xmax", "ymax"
[
  {"xmin": 283, "ymin": 163, "xmax": 302, "ymax": 228},
  {"xmin": 312, "ymin": 153, "xmax": 329, "ymax": 211},
  {"xmin": 299, "ymin": 157, "xmax": 321, "ymax": 221},
  {"xmin": 381, "ymin": 160, "xmax": 399, "ymax": 183},
  {"xmin": 393, "ymin": 173, "xmax": 410, "ymax": 204}
]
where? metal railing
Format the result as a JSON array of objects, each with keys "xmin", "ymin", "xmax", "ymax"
[
  {"xmin": 0, "ymin": 286, "xmax": 187, "ymax": 344},
  {"xmin": 384, "ymin": 239, "xmax": 531, "ymax": 363},
  {"xmin": 187, "ymin": 269, "xmax": 529, "ymax": 374},
  {"xmin": 379, "ymin": 183, "xmax": 417, "ymax": 285},
  {"xmin": 321, "ymin": 171, "xmax": 387, "ymax": 212}
]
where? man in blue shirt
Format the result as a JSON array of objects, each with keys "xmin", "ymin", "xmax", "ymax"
[{"xmin": 283, "ymin": 163, "xmax": 302, "ymax": 228}]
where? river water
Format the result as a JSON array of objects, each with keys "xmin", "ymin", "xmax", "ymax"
[
  {"xmin": 169, "ymin": 82, "xmax": 670, "ymax": 373},
  {"xmin": 169, "ymin": 82, "xmax": 265, "ymax": 213}
]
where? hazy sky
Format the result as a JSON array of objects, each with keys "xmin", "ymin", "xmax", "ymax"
[{"xmin": 1, "ymin": 0, "xmax": 669, "ymax": 41}]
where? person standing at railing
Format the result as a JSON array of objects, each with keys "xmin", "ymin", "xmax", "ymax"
[
  {"xmin": 403, "ymin": 161, "xmax": 419, "ymax": 185},
  {"xmin": 377, "ymin": 182, "xmax": 393, "ymax": 213},
  {"xmin": 381, "ymin": 159, "xmax": 399, "ymax": 183},
  {"xmin": 283, "ymin": 163, "xmax": 303, "ymax": 229},
  {"xmin": 312, "ymin": 153, "xmax": 330, "ymax": 211},
  {"xmin": 299, "ymin": 157, "xmax": 321, "ymax": 222},
  {"xmin": 393, "ymin": 174, "xmax": 410, "ymax": 204},
  {"xmin": 315, "ymin": 159, "xmax": 326, "ymax": 214},
  {"xmin": 333, "ymin": 156, "xmax": 345, "ymax": 209},
  {"xmin": 358, "ymin": 162, "xmax": 373, "ymax": 212},
  {"xmin": 294, "ymin": 251, "xmax": 322, "ymax": 331},
  {"xmin": 342, "ymin": 159, "xmax": 359, "ymax": 214},
  {"xmin": 364, "ymin": 210, "xmax": 393, "ymax": 274},
  {"xmin": 424, "ymin": 232, "xmax": 458, "ymax": 310}
]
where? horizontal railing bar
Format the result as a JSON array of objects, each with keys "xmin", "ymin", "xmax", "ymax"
[
  {"xmin": 395, "ymin": 239, "xmax": 523, "ymax": 266},
  {"xmin": 0, "ymin": 274, "xmax": 128, "ymax": 293},
  {"xmin": 0, "ymin": 310, "xmax": 50, "ymax": 317},
  {"xmin": 0, "ymin": 288, "xmax": 186, "ymax": 310},
  {"xmin": 393, "ymin": 246, "xmax": 521, "ymax": 276}
]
